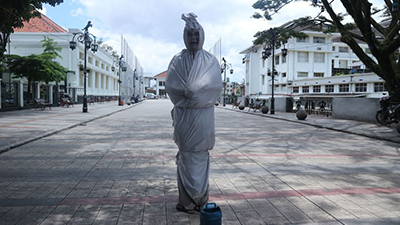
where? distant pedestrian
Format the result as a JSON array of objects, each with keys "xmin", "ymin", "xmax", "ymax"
[{"xmin": 165, "ymin": 13, "xmax": 222, "ymax": 213}]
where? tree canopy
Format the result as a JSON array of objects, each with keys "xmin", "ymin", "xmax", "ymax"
[
  {"xmin": 252, "ymin": 0, "xmax": 400, "ymax": 99},
  {"xmin": 5, "ymin": 37, "xmax": 66, "ymax": 83},
  {"xmin": 0, "ymin": 0, "xmax": 63, "ymax": 59}
]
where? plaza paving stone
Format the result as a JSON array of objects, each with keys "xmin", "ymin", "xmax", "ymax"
[{"xmin": 0, "ymin": 100, "xmax": 400, "ymax": 224}]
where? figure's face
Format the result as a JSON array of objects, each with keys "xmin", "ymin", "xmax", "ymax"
[{"xmin": 186, "ymin": 29, "xmax": 200, "ymax": 52}]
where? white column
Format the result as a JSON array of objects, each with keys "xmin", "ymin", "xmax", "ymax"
[
  {"xmin": 18, "ymin": 80, "xmax": 24, "ymax": 108},
  {"xmin": 0, "ymin": 78, "xmax": 2, "ymax": 109},
  {"xmin": 35, "ymin": 83, "xmax": 40, "ymax": 98},
  {"xmin": 48, "ymin": 84, "xmax": 54, "ymax": 104}
]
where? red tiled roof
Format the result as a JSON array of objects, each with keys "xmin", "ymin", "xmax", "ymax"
[
  {"xmin": 14, "ymin": 13, "xmax": 67, "ymax": 33},
  {"xmin": 154, "ymin": 70, "xmax": 167, "ymax": 78}
]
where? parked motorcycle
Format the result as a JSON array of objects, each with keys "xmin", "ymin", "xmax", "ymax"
[{"xmin": 376, "ymin": 95, "xmax": 400, "ymax": 125}]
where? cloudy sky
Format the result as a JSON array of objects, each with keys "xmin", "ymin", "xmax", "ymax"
[{"xmin": 41, "ymin": 0, "xmax": 383, "ymax": 82}]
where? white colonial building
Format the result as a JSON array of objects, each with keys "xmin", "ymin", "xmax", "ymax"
[
  {"xmin": 240, "ymin": 25, "xmax": 387, "ymax": 101},
  {"xmin": 0, "ymin": 13, "xmax": 144, "ymax": 109}
]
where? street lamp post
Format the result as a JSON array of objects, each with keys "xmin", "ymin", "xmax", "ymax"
[
  {"xmin": 221, "ymin": 57, "xmax": 233, "ymax": 107},
  {"xmin": 133, "ymin": 69, "xmax": 137, "ymax": 99},
  {"xmin": 69, "ymin": 21, "xmax": 99, "ymax": 113},
  {"xmin": 262, "ymin": 28, "xmax": 287, "ymax": 115},
  {"xmin": 112, "ymin": 55, "xmax": 127, "ymax": 106}
]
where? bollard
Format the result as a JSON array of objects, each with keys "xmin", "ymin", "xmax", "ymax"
[{"xmin": 200, "ymin": 203, "xmax": 222, "ymax": 225}]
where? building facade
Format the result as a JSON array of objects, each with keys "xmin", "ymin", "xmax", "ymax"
[
  {"xmin": 240, "ymin": 27, "xmax": 387, "ymax": 101},
  {"xmin": 154, "ymin": 71, "xmax": 166, "ymax": 98},
  {"xmin": 0, "ymin": 13, "xmax": 144, "ymax": 110}
]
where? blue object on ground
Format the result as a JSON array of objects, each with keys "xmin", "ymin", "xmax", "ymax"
[{"xmin": 200, "ymin": 203, "xmax": 222, "ymax": 225}]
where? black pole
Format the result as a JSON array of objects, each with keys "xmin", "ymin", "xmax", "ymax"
[
  {"xmin": 64, "ymin": 74, "xmax": 67, "ymax": 93},
  {"xmin": 82, "ymin": 31, "xmax": 88, "ymax": 113},
  {"xmin": 270, "ymin": 29, "xmax": 275, "ymax": 114},
  {"xmin": 118, "ymin": 66, "xmax": 122, "ymax": 106},
  {"xmin": 223, "ymin": 63, "xmax": 226, "ymax": 107}
]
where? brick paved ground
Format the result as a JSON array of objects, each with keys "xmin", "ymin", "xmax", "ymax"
[{"xmin": 0, "ymin": 100, "xmax": 400, "ymax": 224}]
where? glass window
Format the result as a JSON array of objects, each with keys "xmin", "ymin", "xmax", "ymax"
[
  {"xmin": 355, "ymin": 83, "xmax": 367, "ymax": 92},
  {"xmin": 275, "ymin": 55, "xmax": 279, "ymax": 65},
  {"xmin": 313, "ymin": 37, "xmax": 326, "ymax": 43},
  {"xmin": 302, "ymin": 86, "xmax": 309, "ymax": 93},
  {"xmin": 282, "ymin": 55, "xmax": 287, "ymax": 63},
  {"xmin": 339, "ymin": 46, "xmax": 349, "ymax": 53},
  {"xmin": 314, "ymin": 53, "xmax": 325, "ymax": 63},
  {"xmin": 314, "ymin": 72, "xmax": 324, "ymax": 77},
  {"xmin": 313, "ymin": 85, "xmax": 321, "ymax": 93},
  {"xmin": 339, "ymin": 84, "xmax": 349, "ymax": 92},
  {"xmin": 297, "ymin": 72, "xmax": 308, "ymax": 78},
  {"xmin": 296, "ymin": 37, "xmax": 308, "ymax": 43},
  {"xmin": 374, "ymin": 82, "xmax": 386, "ymax": 92},
  {"xmin": 325, "ymin": 85, "xmax": 334, "ymax": 93},
  {"xmin": 332, "ymin": 46, "xmax": 336, "ymax": 51},
  {"xmin": 293, "ymin": 87, "xmax": 299, "ymax": 93},
  {"xmin": 298, "ymin": 52, "xmax": 309, "ymax": 62},
  {"xmin": 281, "ymin": 72, "xmax": 286, "ymax": 78}
]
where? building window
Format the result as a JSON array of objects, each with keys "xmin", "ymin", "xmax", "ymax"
[
  {"xmin": 374, "ymin": 82, "xmax": 386, "ymax": 92},
  {"xmin": 325, "ymin": 85, "xmax": 334, "ymax": 93},
  {"xmin": 339, "ymin": 84, "xmax": 349, "ymax": 92},
  {"xmin": 314, "ymin": 53, "xmax": 325, "ymax": 63},
  {"xmin": 313, "ymin": 85, "xmax": 321, "ymax": 93},
  {"xmin": 332, "ymin": 46, "xmax": 336, "ymax": 51},
  {"xmin": 296, "ymin": 37, "xmax": 308, "ymax": 43},
  {"xmin": 281, "ymin": 72, "xmax": 286, "ymax": 78},
  {"xmin": 293, "ymin": 87, "xmax": 299, "ymax": 93},
  {"xmin": 339, "ymin": 60, "xmax": 348, "ymax": 68},
  {"xmin": 339, "ymin": 46, "xmax": 349, "ymax": 53},
  {"xmin": 297, "ymin": 72, "xmax": 308, "ymax": 78},
  {"xmin": 302, "ymin": 86, "xmax": 309, "ymax": 93},
  {"xmin": 275, "ymin": 55, "xmax": 279, "ymax": 65},
  {"xmin": 313, "ymin": 37, "xmax": 326, "ymax": 43},
  {"xmin": 159, "ymin": 81, "xmax": 165, "ymax": 86},
  {"xmin": 314, "ymin": 72, "xmax": 324, "ymax": 77},
  {"xmin": 298, "ymin": 52, "xmax": 309, "ymax": 62},
  {"xmin": 262, "ymin": 75, "xmax": 265, "ymax": 85},
  {"xmin": 262, "ymin": 59, "xmax": 265, "ymax": 68},
  {"xmin": 282, "ymin": 55, "xmax": 287, "ymax": 63},
  {"xmin": 355, "ymin": 83, "xmax": 367, "ymax": 92}
]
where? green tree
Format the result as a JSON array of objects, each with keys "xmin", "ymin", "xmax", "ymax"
[
  {"xmin": 5, "ymin": 37, "xmax": 66, "ymax": 99},
  {"xmin": 0, "ymin": 0, "xmax": 63, "ymax": 60},
  {"xmin": 252, "ymin": 0, "xmax": 400, "ymax": 99}
]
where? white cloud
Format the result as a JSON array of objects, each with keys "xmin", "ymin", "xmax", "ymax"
[
  {"xmin": 38, "ymin": 5, "xmax": 47, "ymax": 15},
  {"xmin": 70, "ymin": 7, "xmax": 84, "ymax": 17}
]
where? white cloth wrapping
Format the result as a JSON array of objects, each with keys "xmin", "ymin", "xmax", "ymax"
[
  {"xmin": 166, "ymin": 13, "xmax": 222, "ymax": 209},
  {"xmin": 166, "ymin": 49, "xmax": 221, "ymax": 209}
]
